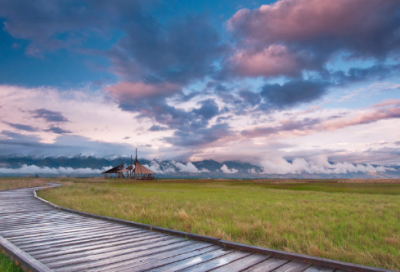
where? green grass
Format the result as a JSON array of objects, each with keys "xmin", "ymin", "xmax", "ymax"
[
  {"xmin": 0, "ymin": 178, "xmax": 49, "ymax": 191},
  {"xmin": 258, "ymin": 181, "xmax": 400, "ymax": 195},
  {"xmin": 37, "ymin": 179, "xmax": 400, "ymax": 270},
  {"xmin": 0, "ymin": 253, "xmax": 23, "ymax": 272}
]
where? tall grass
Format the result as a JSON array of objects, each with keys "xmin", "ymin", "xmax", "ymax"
[
  {"xmin": 0, "ymin": 178, "xmax": 49, "ymax": 191},
  {"xmin": 38, "ymin": 180, "xmax": 400, "ymax": 270},
  {"xmin": 0, "ymin": 251, "xmax": 23, "ymax": 271}
]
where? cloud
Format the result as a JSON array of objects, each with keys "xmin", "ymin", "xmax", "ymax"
[
  {"xmin": 225, "ymin": 45, "xmax": 304, "ymax": 78},
  {"xmin": 193, "ymin": 99, "xmax": 219, "ymax": 120},
  {"xmin": 143, "ymin": 161, "xmax": 176, "ymax": 174},
  {"xmin": 44, "ymin": 126, "xmax": 71, "ymax": 134},
  {"xmin": 4, "ymin": 122, "xmax": 38, "ymax": 132},
  {"xmin": 332, "ymin": 64, "xmax": 400, "ymax": 85},
  {"xmin": 109, "ymin": 15, "xmax": 226, "ymax": 85},
  {"xmin": 239, "ymin": 90, "xmax": 261, "ymax": 106},
  {"xmin": 242, "ymin": 101, "xmax": 400, "ymax": 138},
  {"xmin": 107, "ymin": 82, "xmax": 180, "ymax": 102},
  {"xmin": 0, "ymin": 130, "xmax": 139, "ymax": 157},
  {"xmin": 165, "ymin": 123, "xmax": 232, "ymax": 147},
  {"xmin": 260, "ymin": 157, "xmax": 390, "ymax": 175},
  {"xmin": 0, "ymin": 1, "xmax": 145, "ymax": 56},
  {"xmin": 31, "ymin": 108, "xmax": 68, "ymax": 122},
  {"xmin": 172, "ymin": 161, "xmax": 209, "ymax": 173},
  {"xmin": 149, "ymin": 125, "xmax": 169, "ymax": 132},
  {"xmin": 226, "ymin": 0, "xmax": 400, "ymax": 77},
  {"xmin": 261, "ymin": 80, "xmax": 329, "ymax": 108},
  {"xmin": 220, "ymin": 164, "xmax": 238, "ymax": 174},
  {"xmin": 0, "ymin": 164, "xmax": 108, "ymax": 175}
]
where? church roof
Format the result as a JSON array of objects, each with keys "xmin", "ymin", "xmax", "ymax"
[
  {"xmin": 133, "ymin": 161, "xmax": 155, "ymax": 174},
  {"xmin": 101, "ymin": 164, "xmax": 123, "ymax": 174}
]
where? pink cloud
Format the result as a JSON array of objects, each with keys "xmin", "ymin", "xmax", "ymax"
[
  {"xmin": 226, "ymin": 0, "xmax": 400, "ymax": 77},
  {"xmin": 106, "ymin": 82, "xmax": 180, "ymax": 100},
  {"xmin": 322, "ymin": 106, "xmax": 400, "ymax": 131},
  {"xmin": 372, "ymin": 99, "xmax": 400, "ymax": 108},
  {"xmin": 228, "ymin": 45, "xmax": 302, "ymax": 77},
  {"xmin": 228, "ymin": 0, "xmax": 398, "ymax": 46},
  {"xmin": 242, "ymin": 104, "xmax": 400, "ymax": 138}
]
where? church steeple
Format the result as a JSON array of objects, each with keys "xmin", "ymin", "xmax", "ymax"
[{"xmin": 134, "ymin": 148, "xmax": 138, "ymax": 164}]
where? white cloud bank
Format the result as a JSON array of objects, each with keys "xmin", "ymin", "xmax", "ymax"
[
  {"xmin": 220, "ymin": 164, "xmax": 238, "ymax": 174},
  {"xmin": 0, "ymin": 164, "xmax": 109, "ymax": 175},
  {"xmin": 143, "ymin": 161, "xmax": 176, "ymax": 174},
  {"xmin": 144, "ymin": 161, "xmax": 209, "ymax": 174},
  {"xmin": 174, "ymin": 162, "xmax": 209, "ymax": 173},
  {"xmin": 260, "ymin": 157, "xmax": 391, "ymax": 175}
]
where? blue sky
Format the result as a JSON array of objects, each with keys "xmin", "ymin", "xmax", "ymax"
[{"xmin": 1, "ymin": 0, "xmax": 400, "ymax": 174}]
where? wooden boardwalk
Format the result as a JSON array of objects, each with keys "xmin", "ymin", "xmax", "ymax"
[{"xmin": 0, "ymin": 186, "xmax": 396, "ymax": 272}]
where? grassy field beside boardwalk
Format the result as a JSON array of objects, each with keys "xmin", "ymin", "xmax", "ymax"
[
  {"xmin": 0, "ymin": 178, "xmax": 49, "ymax": 191},
  {"xmin": 37, "ymin": 179, "xmax": 400, "ymax": 270},
  {"xmin": 0, "ymin": 253, "xmax": 23, "ymax": 272}
]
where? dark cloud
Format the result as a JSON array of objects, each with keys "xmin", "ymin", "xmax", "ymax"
[
  {"xmin": 241, "ymin": 118, "xmax": 321, "ymax": 138},
  {"xmin": 193, "ymin": 99, "xmax": 219, "ymax": 120},
  {"xmin": 239, "ymin": 90, "xmax": 261, "ymax": 106},
  {"xmin": 4, "ymin": 122, "xmax": 38, "ymax": 132},
  {"xmin": 330, "ymin": 64, "xmax": 400, "ymax": 85},
  {"xmin": 0, "ymin": 130, "xmax": 139, "ymax": 157},
  {"xmin": 0, "ymin": 1, "xmax": 146, "ymax": 56},
  {"xmin": 226, "ymin": 0, "xmax": 400, "ymax": 78},
  {"xmin": 44, "ymin": 127, "xmax": 71, "ymax": 134},
  {"xmin": 165, "ymin": 123, "xmax": 232, "ymax": 147},
  {"xmin": 260, "ymin": 80, "xmax": 328, "ymax": 108},
  {"xmin": 109, "ymin": 15, "xmax": 226, "ymax": 85},
  {"xmin": 394, "ymin": 141, "xmax": 400, "ymax": 146},
  {"xmin": 123, "ymin": 136, "xmax": 131, "ymax": 140},
  {"xmin": 149, "ymin": 125, "xmax": 169, "ymax": 132},
  {"xmin": 31, "ymin": 109, "xmax": 68, "ymax": 122}
]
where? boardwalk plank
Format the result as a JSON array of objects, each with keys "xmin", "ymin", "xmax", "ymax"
[
  {"xmin": 272, "ymin": 261, "xmax": 311, "ymax": 272},
  {"xmin": 95, "ymin": 243, "xmax": 218, "ymax": 272},
  {"xmin": 178, "ymin": 250, "xmax": 252, "ymax": 272},
  {"xmin": 36, "ymin": 233, "xmax": 170, "ymax": 261},
  {"xmin": 47, "ymin": 237, "xmax": 187, "ymax": 269},
  {"xmin": 208, "ymin": 254, "xmax": 269, "ymax": 272},
  {"xmin": 303, "ymin": 265, "xmax": 336, "ymax": 272},
  {"xmin": 243, "ymin": 257, "xmax": 290, "ymax": 272},
  {"xmin": 55, "ymin": 240, "xmax": 196, "ymax": 271},
  {"xmin": 145, "ymin": 248, "xmax": 233, "ymax": 272}
]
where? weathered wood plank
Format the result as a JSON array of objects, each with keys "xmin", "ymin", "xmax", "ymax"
[
  {"xmin": 35, "ymin": 233, "xmax": 169, "ymax": 261},
  {"xmin": 272, "ymin": 261, "xmax": 311, "ymax": 272},
  {"xmin": 211, "ymin": 254, "xmax": 269, "ymax": 271},
  {"xmin": 145, "ymin": 248, "xmax": 233, "ymax": 272},
  {"xmin": 178, "ymin": 250, "xmax": 252, "ymax": 272},
  {"xmin": 55, "ymin": 240, "xmax": 196, "ymax": 271},
  {"xmin": 243, "ymin": 257, "xmax": 291, "ymax": 272},
  {"xmin": 96, "ymin": 243, "xmax": 217, "ymax": 272},
  {"xmin": 47, "ymin": 238, "xmax": 189, "ymax": 270},
  {"xmin": 17, "ymin": 229, "xmax": 142, "ymax": 252},
  {"xmin": 303, "ymin": 265, "xmax": 336, "ymax": 272},
  {"xmin": 13, "ymin": 225, "xmax": 140, "ymax": 245}
]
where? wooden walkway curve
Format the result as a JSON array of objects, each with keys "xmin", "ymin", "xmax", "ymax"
[{"xmin": 0, "ymin": 186, "xmax": 396, "ymax": 272}]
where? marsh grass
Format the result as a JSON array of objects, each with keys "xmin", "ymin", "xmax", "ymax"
[
  {"xmin": 38, "ymin": 179, "xmax": 400, "ymax": 270},
  {"xmin": 0, "ymin": 252, "xmax": 23, "ymax": 272},
  {"xmin": 0, "ymin": 178, "xmax": 50, "ymax": 191}
]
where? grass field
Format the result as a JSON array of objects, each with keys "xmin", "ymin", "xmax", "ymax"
[
  {"xmin": 0, "ymin": 252, "xmax": 23, "ymax": 272},
  {"xmin": 0, "ymin": 178, "xmax": 49, "ymax": 191},
  {"xmin": 37, "ymin": 179, "xmax": 400, "ymax": 270}
]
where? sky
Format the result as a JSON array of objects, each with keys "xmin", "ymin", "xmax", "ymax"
[{"xmin": 1, "ymin": 0, "xmax": 400, "ymax": 171}]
